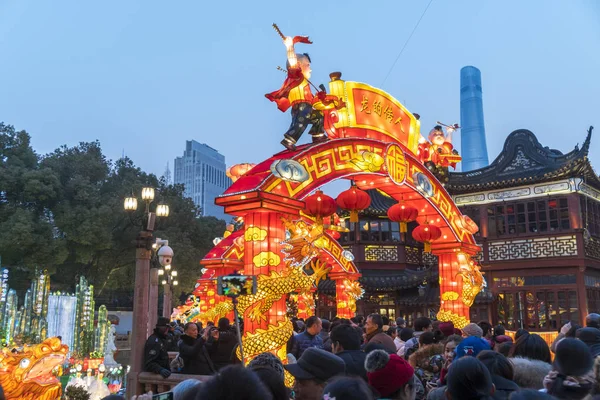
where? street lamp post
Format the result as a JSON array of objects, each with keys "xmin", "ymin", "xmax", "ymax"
[
  {"xmin": 124, "ymin": 187, "xmax": 169, "ymax": 398},
  {"xmin": 155, "ymin": 240, "xmax": 178, "ymax": 318},
  {"xmin": 159, "ymin": 264, "xmax": 178, "ymax": 319}
]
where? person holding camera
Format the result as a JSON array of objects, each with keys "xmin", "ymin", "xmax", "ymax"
[
  {"xmin": 212, "ymin": 317, "xmax": 239, "ymax": 370},
  {"xmin": 179, "ymin": 322, "xmax": 220, "ymax": 375}
]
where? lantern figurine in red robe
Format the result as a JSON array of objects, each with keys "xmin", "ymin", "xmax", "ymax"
[
  {"xmin": 336, "ymin": 184, "xmax": 371, "ymax": 223},
  {"xmin": 387, "ymin": 201, "xmax": 419, "ymax": 236},
  {"xmin": 412, "ymin": 221, "xmax": 442, "ymax": 253}
]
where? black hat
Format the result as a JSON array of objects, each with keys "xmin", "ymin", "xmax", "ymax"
[
  {"xmin": 284, "ymin": 347, "xmax": 345, "ymax": 381},
  {"xmin": 554, "ymin": 338, "xmax": 593, "ymax": 376},
  {"xmin": 156, "ymin": 317, "xmax": 170, "ymax": 327}
]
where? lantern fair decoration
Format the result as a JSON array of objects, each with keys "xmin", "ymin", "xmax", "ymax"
[
  {"xmin": 412, "ymin": 220, "xmax": 442, "ymax": 253},
  {"xmin": 95, "ymin": 305, "xmax": 109, "ymax": 356},
  {"xmin": 226, "ymin": 163, "xmax": 256, "ymax": 183},
  {"xmin": 271, "ymin": 159, "xmax": 310, "ymax": 183},
  {"xmin": 336, "ymin": 184, "xmax": 371, "ymax": 223},
  {"xmin": 387, "ymin": 200, "xmax": 418, "ymax": 234},
  {"xmin": 456, "ymin": 254, "xmax": 486, "ymax": 307},
  {"xmin": 437, "ymin": 251, "xmax": 482, "ymax": 328},
  {"xmin": 304, "ymin": 190, "xmax": 337, "ymax": 223},
  {"xmin": 0, "ymin": 337, "xmax": 69, "ymax": 400},
  {"xmin": 296, "ymin": 291, "xmax": 315, "ymax": 319}
]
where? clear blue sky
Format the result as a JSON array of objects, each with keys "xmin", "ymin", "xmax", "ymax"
[{"xmin": 1, "ymin": 0, "xmax": 599, "ymax": 181}]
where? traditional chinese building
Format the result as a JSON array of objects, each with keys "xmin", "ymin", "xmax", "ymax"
[{"xmin": 317, "ymin": 127, "xmax": 600, "ymax": 331}]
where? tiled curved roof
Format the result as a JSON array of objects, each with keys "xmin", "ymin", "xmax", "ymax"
[{"xmin": 447, "ymin": 127, "xmax": 599, "ymax": 194}]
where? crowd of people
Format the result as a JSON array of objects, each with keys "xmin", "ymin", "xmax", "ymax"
[
  {"xmin": 143, "ymin": 316, "xmax": 240, "ymax": 378},
  {"xmin": 125, "ymin": 312, "xmax": 600, "ymax": 400}
]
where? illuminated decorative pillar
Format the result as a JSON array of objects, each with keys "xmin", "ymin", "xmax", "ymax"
[
  {"xmin": 217, "ymin": 191, "xmax": 305, "ymax": 365},
  {"xmin": 330, "ymin": 273, "xmax": 352, "ymax": 319},
  {"xmin": 434, "ymin": 244, "xmax": 480, "ymax": 328},
  {"xmin": 3, "ymin": 289, "xmax": 17, "ymax": 344},
  {"xmin": 95, "ymin": 305, "xmax": 109, "ymax": 354},
  {"xmin": 297, "ymin": 289, "xmax": 316, "ymax": 320},
  {"xmin": 195, "ymin": 283, "xmax": 210, "ymax": 315},
  {"xmin": 243, "ymin": 211, "xmax": 290, "ymax": 333},
  {"xmin": 0, "ymin": 267, "xmax": 8, "ymax": 330},
  {"xmin": 198, "ymin": 260, "xmax": 240, "ymax": 323}
]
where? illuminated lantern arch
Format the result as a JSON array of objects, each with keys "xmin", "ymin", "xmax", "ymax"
[{"xmin": 194, "ymin": 77, "xmax": 480, "ymax": 367}]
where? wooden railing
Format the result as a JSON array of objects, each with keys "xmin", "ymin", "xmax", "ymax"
[{"xmin": 138, "ymin": 372, "xmax": 212, "ymax": 394}]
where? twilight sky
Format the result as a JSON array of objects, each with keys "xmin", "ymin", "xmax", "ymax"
[{"xmin": 1, "ymin": 1, "xmax": 599, "ymax": 182}]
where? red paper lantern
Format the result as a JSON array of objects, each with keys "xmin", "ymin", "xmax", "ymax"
[
  {"xmin": 387, "ymin": 201, "xmax": 418, "ymax": 233},
  {"xmin": 412, "ymin": 222, "xmax": 442, "ymax": 253},
  {"xmin": 336, "ymin": 185, "xmax": 371, "ymax": 223},
  {"xmin": 304, "ymin": 190, "xmax": 337, "ymax": 220}
]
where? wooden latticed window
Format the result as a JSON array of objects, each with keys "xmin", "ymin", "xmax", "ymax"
[
  {"xmin": 496, "ymin": 284, "xmax": 579, "ymax": 331},
  {"xmin": 487, "ymin": 198, "xmax": 570, "ymax": 238},
  {"xmin": 581, "ymin": 197, "xmax": 600, "ymax": 237}
]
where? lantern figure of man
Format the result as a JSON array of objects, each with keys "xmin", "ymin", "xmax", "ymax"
[
  {"xmin": 266, "ymin": 33, "xmax": 328, "ymax": 151},
  {"xmin": 417, "ymin": 124, "xmax": 461, "ymax": 184}
]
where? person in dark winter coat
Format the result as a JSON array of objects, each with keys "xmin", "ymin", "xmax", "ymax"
[
  {"xmin": 477, "ymin": 351, "xmax": 519, "ymax": 400},
  {"xmin": 288, "ymin": 316, "xmax": 323, "ymax": 359},
  {"xmin": 320, "ymin": 319, "xmax": 331, "ymax": 352},
  {"xmin": 330, "ymin": 323, "xmax": 368, "ymax": 381},
  {"xmin": 179, "ymin": 322, "xmax": 219, "ymax": 375},
  {"xmin": 365, "ymin": 314, "xmax": 397, "ymax": 354},
  {"xmin": 211, "ymin": 318, "xmax": 239, "ymax": 370},
  {"xmin": 143, "ymin": 317, "xmax": 172, "ymax": 378}
]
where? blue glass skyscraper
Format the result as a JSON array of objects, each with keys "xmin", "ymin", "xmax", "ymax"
[
  {"xmin": 460, "ymin": 66, "xmax": 489, "ymax": 171},
  {"xmin": 174, "ymin": 141, "xmax": 231, "ymax": 221}
]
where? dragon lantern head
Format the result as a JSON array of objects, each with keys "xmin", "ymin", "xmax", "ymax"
[{"xmin": 0, "ymin": 337, "xmax": 69, "ymax": 400}]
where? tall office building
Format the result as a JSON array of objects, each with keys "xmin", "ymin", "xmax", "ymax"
[
  {"xmin": 460, "ymin": 66, "xmax": 489, "ymax": 171},
  {"xmin": 174, "ymin": 141, "xmax": 231, "ymax": 221}
]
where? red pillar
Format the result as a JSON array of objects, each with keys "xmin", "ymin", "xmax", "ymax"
[
  {"xmin": 330, "ymin": 272, "xmax": 353, "ymax": 319},
  {"xmin": 243, "ymin": 211, "xmax": 290, "ymax": 332},
  {"xmin": 434, "ymin": 243, "xmax": 480, "ymax": 329},
  {"xmin": 217, "ymin": 191, "xmax": 305, "ymax": 364}
]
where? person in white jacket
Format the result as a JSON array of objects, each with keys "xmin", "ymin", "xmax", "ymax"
[{"xmin": 395, "ymin": 327, "xmax": 414, "ymax": 357}]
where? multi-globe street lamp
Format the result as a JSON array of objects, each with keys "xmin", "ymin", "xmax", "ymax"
[{"xmin": 123, "ymin": 187, "xmax": 170, "ymax": 397}]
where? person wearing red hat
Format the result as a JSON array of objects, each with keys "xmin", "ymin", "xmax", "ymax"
[
  {"xmin": 438, "ymin": 321, "xmax": 454, "ymax": 339},
  {"xmin": 365, "ymin": 349, "xmax": 417, "ymax": 400}
]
